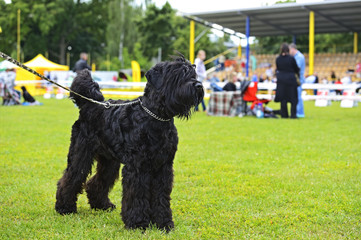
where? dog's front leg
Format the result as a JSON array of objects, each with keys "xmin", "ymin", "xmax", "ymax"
[
  {"xmin": 55, "ymin": 122, "xmax": 95, "ymax": 215},
  {"xmin": 150, "ymin": 161, "xmax": 174, "ymax": 232},
  {"xmin": 121, "ymin": 163, "xmax": 151, "ymax": 230}
]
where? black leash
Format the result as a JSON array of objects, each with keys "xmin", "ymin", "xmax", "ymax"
[
  {"xmin": 0, "ymin": 51, "xmax": 138, "ymax": 108},
  {"xmin": 0, "ymin": 52, "xmax": 171, "ymax": 121}
]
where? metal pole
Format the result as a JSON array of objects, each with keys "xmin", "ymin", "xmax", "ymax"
[
  {"xmin": 354, "ymin": 32, "xmax": 358, "ymax": 53},
  {"xmin": 203, "ymin": 46, "xmax": 237, "ymax": 65},
  {"xmin": 309, "ymin": 11, "xmax": 314, "ymax": 76},
  {"xmin": 66, "ymin": 52, "xmax": 70, "ymax": 68},
  {"xmin": 293, "ymin": 35, "xmax": 297, "ymax": 44},
  {"xmin": 158, "ymin": 47, "xmax": 162, "ymax": 63},
  {"xmin": 246, "ymin": 16, "xmax": 250, "ymax": 78},
  {"xmin": 189, "ymin": 20, "xmax": 195, "ymax": 64},
  {"xmin": 194, "ymin": 29, "xmax": 208, "ymax": 44},
  {"xmin": 17, "ymin": 9, "xmax": 21, "ymax": 61},
  {"xmin": 107, "ymin": 54, "xmax": 110, "ymax": 71}
]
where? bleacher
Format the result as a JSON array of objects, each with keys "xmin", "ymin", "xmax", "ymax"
[{"xmin": 253, "ymin": 52, "xmax": 361, "ymax": 81}]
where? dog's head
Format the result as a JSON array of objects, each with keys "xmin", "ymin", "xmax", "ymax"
[{"xmin": 144, "ymin": 54, "xmax": 204, "ymax": 120}]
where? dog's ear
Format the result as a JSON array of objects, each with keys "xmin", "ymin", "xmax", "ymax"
[{"xmin": 145, "ymin": 68, "xmax": 163, "ymax": 89}]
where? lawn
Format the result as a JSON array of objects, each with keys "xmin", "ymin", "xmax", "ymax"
[{"xmin": 0, "ymin": 98, "xmax": 360, "ymax": 239}]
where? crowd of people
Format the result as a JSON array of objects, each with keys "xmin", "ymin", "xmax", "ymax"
[
  {"xmin": 194, "ymin": 46, "xmax": 361, "ymax": 119},
  {"xmin": 0, "ymin": 68, "xmax": 42, "ymax": 106},
  {"xmin": 0, "ymin": 52, "xmax": 93, "ymax": 106},
  {"xmin": 0, "ymin": 68, "xmax": 21, "ymax": 106},
  {"xmin": 2, "ymin": 49, "xmax": 359, "ymax": 116}
]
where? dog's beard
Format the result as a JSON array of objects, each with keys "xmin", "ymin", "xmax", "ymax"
[
  {"xmin": 144, "ymin": 57, "xmax": 204, "ymax": 120},
  {"xmin": 168, "ymin": 81, "xmax": 204, "ymax": 120}
]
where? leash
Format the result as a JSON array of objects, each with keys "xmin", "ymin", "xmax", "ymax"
[
  {"xmin": 0, "ymin": 52, "xmax": 170, "ymax": 121},
  {"xmin": 0, "ymin": 51, "xmax": 139, "ymax": 108}
]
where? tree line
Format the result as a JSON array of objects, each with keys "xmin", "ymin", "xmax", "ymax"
[
  {"xmin": 1, "ymin": 0, "xmax": 357, "ymax": 71},
  {"xmin": 0, "ymin": 0, "xmax": 227, "ymax": 71}
]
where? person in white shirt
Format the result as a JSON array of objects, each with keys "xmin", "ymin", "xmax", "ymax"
[{"xmin": 194, "ymin": 50, "xmax": 207, "ymax": 111}]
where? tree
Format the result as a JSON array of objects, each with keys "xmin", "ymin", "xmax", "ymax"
[
  {"xmin": 105, "ymin": 0, "xmax": 143, "ymax": 66},
  {"xmin": 136, "ymin": 2, "xmax": 228, "ymax": 68},
  {"xmin": 136, "ymin": 2, "xmax": 177, "ymax": 63},
  {"xmin": 0, "ymin": 0, "xmax": 109, "ymax": 66}
]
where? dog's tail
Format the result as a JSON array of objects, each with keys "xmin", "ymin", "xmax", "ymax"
[{"xmin": 70, "ymin": 69, "xmax": 104, "ymax": 108}]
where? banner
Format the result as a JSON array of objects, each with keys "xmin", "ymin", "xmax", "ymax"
[{"xmin": 49, "ymin": 71, "xmax": 119, "ymax": 87}]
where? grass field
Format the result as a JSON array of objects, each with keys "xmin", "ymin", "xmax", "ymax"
[{"xmin": 1, "ymin": 97, "xmax": 360, "ymax": 239}]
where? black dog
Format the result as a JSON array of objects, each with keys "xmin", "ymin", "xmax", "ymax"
[
  {"xmin": 55, "ymin": 56, "xmax": 204, "ymax": 232},
  {"xmin": 21, "ymin": 86, "xmax": 36, "ymax": 103}
]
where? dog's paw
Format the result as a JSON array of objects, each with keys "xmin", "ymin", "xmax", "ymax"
[
  {"xmin": 157, "ymin": 221, "xmax": 174, "ymax": 233},
  {"xmin": 90, "ymin": 201, "xmax": 116, "ymax": 211},
  {"xmin": 125, "ymin": 221, "xmax": 150, "ymax": 231},
  {"xmin": 55, "ymin": 205, "xmax": 77, "ymax": 215}
]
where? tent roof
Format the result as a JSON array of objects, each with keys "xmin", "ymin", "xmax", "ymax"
[
  {"xmin": 189, "ymin": 0, "xmax": 361, "ymax": 37},
  {"xmin": 0, "ymin": 60, "xmax": 17, "ymax": 71},
  {"xmin": 24, "ymin": 54, "xmax": 69, "ymax": 71}
]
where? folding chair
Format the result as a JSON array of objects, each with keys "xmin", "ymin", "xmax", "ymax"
[{"xmin": 242, "ymin": 81, "xmax": 270, "ymax": 115}]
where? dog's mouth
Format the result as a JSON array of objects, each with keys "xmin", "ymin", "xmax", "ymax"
[{"xmin": 194, "ymin": 82, "xmax": 204, "ymax": 105}]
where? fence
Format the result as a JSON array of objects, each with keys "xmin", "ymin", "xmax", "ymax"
[{"xmin": 15, "ymin": 80, "xmax": 361, "ymax": 102}]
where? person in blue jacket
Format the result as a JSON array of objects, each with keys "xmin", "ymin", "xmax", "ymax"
[{"xmin": 289, "ymin": 43, "xmax": 305, "ymax": 118}]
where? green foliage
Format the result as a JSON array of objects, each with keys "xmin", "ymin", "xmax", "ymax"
[
  {"xmin": 173, "ymin": 16, "xmax": 228, "ymax": 64},
  {"xmin": 275, "ymin": 0, "xmax": 296, "ymax": 4},
  {"xmin": 98, "ymin": 56, "xmax": 122, "ymax": 71},
  {"xmin": 105, "ymin": 0, "xmax": 143, "ymax": 63},
  {"xmin": 0, "ymin": 99, "xmax": 360, "ymax": 239},
  {"xmin": 0, "ymin": 0, "xmax": 109, "ymax": 65},
  {"xmin": 255, "ymin": 33, "xmax": 358, "ymax": 54},
  {"xmin": 132, "ymin": 42, "xmax": 152, "ymax": 70},
  {"xmin": 1, "ymin": 0, "xmax": 359, "ymax": 68},
  {"xmin": 0, "ymin": 0, "xmax": 230, "ymax": 71},
  {"xmin": 136, "ymin": 2, "xmax": 177, "ymax": 62},
  {"xmin": 135, "ymin": 3, "xmax": 227, "ymax": 66}
]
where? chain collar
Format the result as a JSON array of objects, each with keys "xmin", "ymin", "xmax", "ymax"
[
  {"xmin": 139, "ymin": 99, "xmax": 171, "ymax": 122},
  {"xmin": 104, "ymin": 99, "xmax": 171, "ymax": 122},
  {"xmin": 103, "ymin": 99, "xmax": 140, "ymax": 108}
]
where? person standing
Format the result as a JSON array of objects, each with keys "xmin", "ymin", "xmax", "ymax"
[
  {"xmin": 275, "ymin": 43, "xmax": 299, "ymax": 118},
  {"xmin": 289, "ymin": 43, "xmax": 305, "ymax": 118},
  {"xmin": 73, "ymin": 52, "xmax": 91, "ymax": 73},
  {"xmin": 250, "ymin": 51, "xmax": 257, "ymax": 73},
  {"xmin": 194, "ymin": 50, "xmax": 206, "ymax": 111}
]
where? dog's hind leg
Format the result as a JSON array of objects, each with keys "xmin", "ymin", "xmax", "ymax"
[
  {"xmin": 121, "ymin": 162, "xmax": 152, "ymax": 230},
  {"xmin": 55, "ymin": 122, "xmax": 95, "ymax": 215},
  {"xmin": 85, "ymin": 155, "xmax": 120, "ymax": 211},
  {"xmin": 150, "ymin": 161, "xmax": 174, "ymax": 232}
]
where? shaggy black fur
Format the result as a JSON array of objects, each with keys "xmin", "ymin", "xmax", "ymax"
[{"xmin": 55, "ymin": 56, "xmax": 204, "ymax": 232}]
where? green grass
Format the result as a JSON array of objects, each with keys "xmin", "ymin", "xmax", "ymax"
[{"xmin": 1, "ymin": 98, "xmax": 360, "ymax": 239}]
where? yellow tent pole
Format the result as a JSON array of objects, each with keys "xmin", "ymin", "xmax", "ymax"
[
  {"xmin": 309, "ymin": 11, "xmax": 314, "ymax": 76},
  {"xmin": 92, "ymin": 63, "xmax": 96, "ymax": 71},
  {"xmin": 354, "ymin": 32, "xmax": 358, "ymax": 53},
  {"xmin": 131, "ymin": 60, "xmax": 141, "ymax": 89},
  {"xmin": 238, "ymin": 44, "xmax": 242, "ymax": 58},
  {"xmin": 189, "ymin": 20, "xmax": 195, "ymax": 64},
  {"xmin": 17, "ymin": 9, "xmax": 21, "ymax": 61}
]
